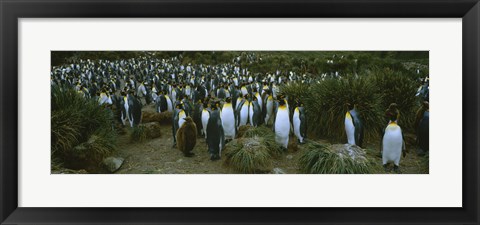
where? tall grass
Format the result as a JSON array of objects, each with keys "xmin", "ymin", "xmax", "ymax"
[
  {"xmin": 282, "ymin": 76, "xmax": 384, "ymax": 143},
  {"xmin": 51, "ymin": 85, "xmax": 116, "ymax": 170},
  {"xmin": 298, "ymin": 141, "xmax": 372, "ymax": 174},
  {"xmin": 224, "ymin": 137, "xmax": 272, "ymax": 174},
  {"xmin": 281, "ymin": 67, "xmax": 419, "ymax": 143},
  {"xmin": 238, "ymin": 125, "xmax": 284, "ymax": 157},
  {"xmin": 130, "ymin": 125, "xmax": 147, "ymax": 143},
  {"xmin": 367, "ymin": 68, "xmax": 419, "ymax": 131}
]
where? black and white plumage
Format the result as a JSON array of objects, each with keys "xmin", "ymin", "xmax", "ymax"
[{"xmin": 206, "ymin": 107, "xmax": 225, "ymax": 161}]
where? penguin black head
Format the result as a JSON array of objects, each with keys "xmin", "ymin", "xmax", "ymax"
[
  {"xmin": 225, "ymin": 97, "xmax": 232, "ymax": 103},
  {"xmin": 346, "ymin": 103, "xmax": 354, "ymax": 111},
  {"xmin": 176, "ymin": 103, "xmax": 184, "ymax": 109},
  {"xmin": 211, "ymin": 104, "xmax": 218, "ymax": 111},
  {"xmin": 278, "ymin": 99, "xmax": 286, "ymax": 106},
  {"xmin": 386, "ymin": 113, "xmax": 398, "ymax": 123},
  {"xmin": 388, "ymin": 103, "xmax": 398, "ymax": 110}
]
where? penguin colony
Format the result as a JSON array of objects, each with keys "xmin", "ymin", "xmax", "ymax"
[{"xmin": 51, "ymin": 53, "xmax": 429, "ymax": 169}]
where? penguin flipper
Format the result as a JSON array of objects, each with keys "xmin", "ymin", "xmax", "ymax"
[
  {"xmin": 299, "ymin": 108, "xmax": 307, "ymax": 139},
  {"xmin": 351, "ymin": 114, "xmax": 364, "ymax": 148},
  {"xmin": 380, "ymin": 128, "xmax": 385, "ymax": 154},
  {"xmin": 272, "ymin": 104, "xmax": 278, "ymax": 132},
  {"xmin": 402, "ymin": 130, "xmax": 407, "ymax": 158}
]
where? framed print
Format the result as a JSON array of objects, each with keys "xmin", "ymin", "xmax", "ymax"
[{"xmin": 1, "ymin": 0, "xmax": 479, "ymax": 224}]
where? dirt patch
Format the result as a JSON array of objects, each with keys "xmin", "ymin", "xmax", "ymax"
[{"xmin": 113, "ymin": 106, "xmax": 428, "ymax": 174}]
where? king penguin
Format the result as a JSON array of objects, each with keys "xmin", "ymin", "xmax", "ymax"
[
  {"xmin": 236, "ymin": 94, "xmax": 250, "ymax": 128},
  {"xmin": 274, "ymin": 98, "xmax": 290, "ymax": 149},
  {"xmin": 172, "ymin": 103, "xmax": 187, "ymax": 148},
  {"xmin": 382, "ymin": 115, "xmax": 406, "ymax": 172},
  {"xmin": 416, "ymin": 101, "xmax": 429, "ymax": 155},
  {"xmin": 264, "ymin": 91, "xmax": 274, "ymax": 126},
  {"xmin": 127, "ymin": 90, "xmax": 142, "ymax": 127},
  {"xmin": 156, "ymin": 91, "xmax": 168, "ymax": 113},
  {"xmin": 221, "ymin": 97, "xmax": 236, "ymax": 141},
  {"xmin": 344, "ymin": 103, "xmax": 364, "ymax": 148},
  {"xmin": 193, "ymin": 99, "xmax": 204, "ymax": 136},
  {"xmin": 201, "ymin": 100, "xmax": 211, "ymax": 139},
  {"xmin": 293, "ymin": 101, "xmax": 307, "ymax": 144},
  {"xmin": 250, "ymin": 97, "xmax": 262, "ymax": 127},
  {"xmin": 176, "ymin": 117, "xmax": 197, "ymax": 157},
  {"xmin": 206, "ymin": 104, "xmax": 225, "ymax": 161}
]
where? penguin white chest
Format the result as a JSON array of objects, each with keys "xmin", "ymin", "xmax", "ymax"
[
  {"xmin": 249, "ymin": 102, "xmax": 254, "ymax": 126},
  {"xmin": 166, "ymin": 96, "xmax": 173, "ymax": 112},
  {"xmin": 239, "ymin": 102, "xmax": 249, "ymax": 126},
  {"xmin": 265, "ymin": 98, "xmax": 274, "ymax": 124},
  {"xmin": 255, "ymin": 94, "xmax": 263, "ymax": 111},
  {"xmin": 221, "ymin": 104, "xmax": 236, "ymax": 139},
  {"xmin": 345, "ymin": 112, "xmax": 355, "ymax": 145},
  {"xmin": 293, "ymin": 108, "xmax": 303, "ymax": 142},
  {"xmin": 201, "ymin": 109, "xmax": 210, "ymax": 137},
  {"xmin": 178, "ymin": 111, "xmax": 187, "ymax": 128},
  {"xmin": 382, "ymin": 124, "xmax": 403, "ymax": 166},
  {"xmin": 275, "ymin": 107, "xmax": 290, "ymax": 148}
]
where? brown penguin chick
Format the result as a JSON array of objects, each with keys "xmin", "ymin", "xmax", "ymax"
[
  {"xmin": 385, "ymin": 103, "xmax": 400, "ymax": 123},
  {"xmin": 176, "ymin": 117, "xmax": 197, "ymax": 157},
  {"xmin": 414, "ymin": 101, "xmax": 429, "ymax": 129}
]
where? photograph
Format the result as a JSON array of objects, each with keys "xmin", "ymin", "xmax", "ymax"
[{"xmin": 50, "ymin": 51, "xmax": 429, "ymax": 174}]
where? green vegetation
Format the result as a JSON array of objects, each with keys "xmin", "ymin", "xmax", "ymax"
[
  {"xmin": 51, "ymin": 85, "xmax": 117, "ymax": 171},
  {"xmin": 224, "ymin": 125, "xmax": 285, "ymax": 173},
  {"xmin": 130, "ymin": 125, "xmax": 147, "ymax": 143},
  {"xmin": 224, "ymin": 137, "xmax": 272, "ymax": 174},
  {"xmin": 281, "ymin": 66, "xmax": 422, "ymax": 143},
  {"xmin": 52, "ymin": 51, "xmax": 428, "ymax": 77},
  {"xmin": 298, "ymin": 141, "xmax": 372, "ymax": 174},
  {"xmin": 368, "ymin": 68, "xmax": 419, "ymax": 131},
  {"xmin": 237, "ymin": 125, "xmax": 284, "ymax": 157}
]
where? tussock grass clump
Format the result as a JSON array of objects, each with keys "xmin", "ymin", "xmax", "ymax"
[
  {"xmin": 224, "ymin": 137, "xmax": 272, "ymax": 174},
  {"xmin": 280, "ymin": 83, "xmax": 311, "ymax": 106},
  {"xmin": 142, "ymin": 111, "xmax": 173, "ymax": 125},
  {"xmin": 298, "ymin": 141, "xmax": 372, "ymax": 174},
  {"xmin": 368, "ymin": 68, "xmax": 419, "ymax": 131},
  {"xmin": 70, "ymin": 132, "xmax": 116, "ymax": 165},
  {"xmin": 237, "ymin": 125, "xmax": 284, "ymax": 157},
  {"xmin": 130, "ymin": 125, "xmax": 147, "ymax": 143},
  {"xmin": 51, "ymin": 85, "xmax": 117, "ymax": 171},
  {"xmin": 281, "ymin": 68, "xmax": 420, "ymax": 143},
  {"xmin": 282, "ymin": 77, "xmax": 384, "ymax": 143}
]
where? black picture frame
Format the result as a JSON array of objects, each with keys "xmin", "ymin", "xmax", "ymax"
[{"xmin": 1, "ymin": 0, "xmax": 479, "ymax": 224}]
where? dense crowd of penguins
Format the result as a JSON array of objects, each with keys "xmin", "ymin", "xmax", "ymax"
[{"xmin": 51, "ymin": 53, "xmax": 429, "ymax": 172}]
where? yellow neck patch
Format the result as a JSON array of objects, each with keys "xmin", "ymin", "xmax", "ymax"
[
  {"xmin": 345, "ymin": 111, "xmax": 352, "ymax": 119},
  {"xmin": 279, "ymin": 105, "xmax": 287, "ymax": 110}
]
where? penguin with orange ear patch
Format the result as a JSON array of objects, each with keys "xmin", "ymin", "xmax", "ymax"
[
  {"xmin": 206, "ymin": 104, "xmax": 225, "ymax": 161},
  {"xmin": 382, "ymin": 113, "xmax": 406, "ymax": 173},
  {"xmin": 385, "ymin": 103, "xmax": 400, "ymax": 124},
  {"xmin": 344, "ymin": 103, "xmax": 364, "ymax": 148},
  {"xmin": 176, "ymin": 117, "xmax": 197, "ymax": 157}
]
